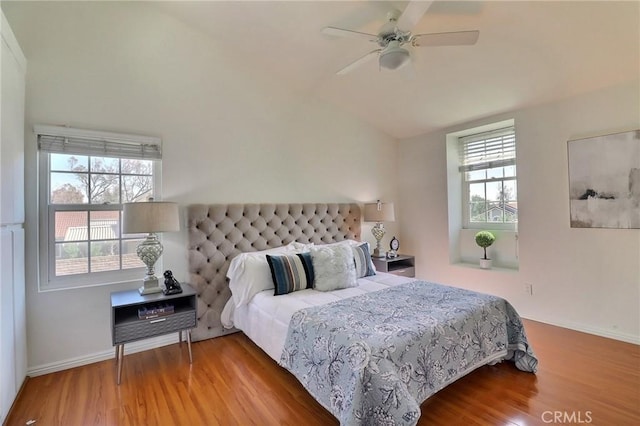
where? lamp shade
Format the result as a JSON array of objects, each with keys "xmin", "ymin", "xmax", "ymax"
[
  {"xmin": 123, "ymin": 201, "xmax": 180, "ymax": 234},
  {"xmin": 363, "ymin": 202, "xmax": 395, "ymax": 222},
  {"xmin": 379, "ymin": 41, "xmax": 410, "ymax": 70}
]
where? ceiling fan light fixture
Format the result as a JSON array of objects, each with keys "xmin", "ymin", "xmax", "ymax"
[{"xmin": 379, "ymin": 41, "xmax": 410, "ymax": 70}]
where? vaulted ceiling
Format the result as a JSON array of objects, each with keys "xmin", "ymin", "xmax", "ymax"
[
  {"xmin": 8, "ymin": 1, "xmax": 640, "ymax": 140},
  {"xmin": 151, "ymin": 1, "xmax": 639, "ymax": 139}
]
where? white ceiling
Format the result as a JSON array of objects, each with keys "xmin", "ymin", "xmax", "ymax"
[{"xmin": 153, "ymin": 1, "xmax": 639, "ymax": 139}]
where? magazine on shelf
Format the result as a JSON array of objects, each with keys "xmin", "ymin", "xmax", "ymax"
[{"xmin": 138, "ymin": 303, "xmax": 174, "ymax": 320}]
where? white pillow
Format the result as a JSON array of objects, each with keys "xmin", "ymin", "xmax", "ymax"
[
  {"xmin": 227, "ymin": 245, "xmax": 296, "ymax": 307},
  {"xmin": 288, "ymin": 241, "xmax": 314, "ymax": 252},
  {"xmin": 310, "ymin": 242, "xmax": 358, "ymax": 292},
  {"xmin": 318, "ymin": 239, "xmax": 361, "ymax": 248}
]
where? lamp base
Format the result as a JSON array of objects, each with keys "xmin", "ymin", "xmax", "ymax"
[
  {"xmin": 136, "ymin": 233, "xmax": 163, "ymax": 295},
  {"xmin": 372, "ymin": 248, "xmax": 386, "ymax": 258},
  {"xmin": 139, "ymin": 276, "xmax": 162, "ymax": 295},
  {"xmin": 371, "ymin": 222, "xmax": 387, "ymax": 258}
]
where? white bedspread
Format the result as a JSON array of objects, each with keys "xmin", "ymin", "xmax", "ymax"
[{"xmin": 221, "ymin": 272, "xmax": 415, "ymax": 361}]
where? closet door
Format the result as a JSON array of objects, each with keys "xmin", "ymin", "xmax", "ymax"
[
  {"xmin": 1, "ymin": 11, "xmax": 26, "ymax": 423},
  {"xmin": 0, "ymin": 229, "xmax": 17, "ymax": 421},
  {"xmin": 12, "ymin": 228, "xmax": 26, "ymax": 393},
  {"xmin": 1, "ymin": 12, "xmax": 26, "ymax": 225}
]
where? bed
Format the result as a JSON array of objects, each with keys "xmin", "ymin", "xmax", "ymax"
[{"xmin": 188, "ymin": 203, "xmax": 537, "ymax": 425}]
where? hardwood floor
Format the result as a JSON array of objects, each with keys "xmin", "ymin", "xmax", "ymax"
[{"xmin": 6, "ymin": 319, "xmax": 639, "ymax": 425}]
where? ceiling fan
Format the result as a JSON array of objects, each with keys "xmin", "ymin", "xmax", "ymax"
[{"xmin": 322, "ymin": 1, "xmax": 479, "ymax": 75}]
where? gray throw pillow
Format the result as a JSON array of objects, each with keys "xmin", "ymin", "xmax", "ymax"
[{"xmin": 310, "ymin": 243, "xmax": 358, "ymax": 291}]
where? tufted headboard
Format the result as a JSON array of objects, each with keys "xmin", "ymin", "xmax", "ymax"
[{"xmin": 187, "ymin": 203, "xmax": 361, "ymax": 341}]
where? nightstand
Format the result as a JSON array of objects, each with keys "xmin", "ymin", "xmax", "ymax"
[
  {"xmin": 110, "ymin": 283, "xmax": 197, "ymax": 384},
  {"xmin": 372, "ymin": 254, "xmax": 415, "ymax": 278}
]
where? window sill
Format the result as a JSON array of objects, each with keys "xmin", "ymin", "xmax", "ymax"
[
  {"xmin": 453, "ymin": 262, "xmax": 519, "ymax": 272},
  {"xmin": 38, "ymin": 276, "xmax": 143, "ymax": 293}
]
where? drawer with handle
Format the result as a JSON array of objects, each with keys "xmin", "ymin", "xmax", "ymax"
[
  {"xmin": 114, "ymin": 311, "xmax": 196, "ymax": 345},
  {"xmin": 392, "ymin": 267, "xmax": 415, "ymax": 277}
]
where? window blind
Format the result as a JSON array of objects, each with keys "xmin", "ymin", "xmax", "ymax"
[
  {"xmin": 35, "ymin": 125, "xmax": 161, "ymax": 160},
  {"xmin": 458, "ymin": 127, "xmax": 515, "ymax": 172}
]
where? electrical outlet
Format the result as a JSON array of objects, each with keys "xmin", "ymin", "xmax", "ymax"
[{"xmin": 524, "ymin": 283, "xmax": 533, "ymax": 296}]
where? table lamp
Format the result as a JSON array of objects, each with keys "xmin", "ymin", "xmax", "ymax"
[
  {"xmin": 363, "ymin": 200, "xmax": 395, "ymax": 258},
  {"xmin": 123, "ymin": 200, "xmax": 180, "ymax": 295}
]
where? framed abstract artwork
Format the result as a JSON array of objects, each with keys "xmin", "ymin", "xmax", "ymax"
[{"xmin": 567, "ymin": 129, "xmax": 640, "ymax": 229}]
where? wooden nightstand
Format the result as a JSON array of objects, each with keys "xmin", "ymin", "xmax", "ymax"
[
  {"xmin": 372, "ymin": 254, "xmax": 415, "ymax": 278},
  {"xmin": 110, "ymin": 283, "xmax": 197, "ymax": 384}
]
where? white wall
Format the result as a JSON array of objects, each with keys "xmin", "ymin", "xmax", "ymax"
[
  {"xmin": 7, "ymin": 0, "xmax": 636, "ymax": 376},
  {"xmin": 3, "ymin": 2, "xmax": 398, "ymax": 373},
  {"xmin": 398, "ymin": 80, "xmax": 640, "ymax": 343}
]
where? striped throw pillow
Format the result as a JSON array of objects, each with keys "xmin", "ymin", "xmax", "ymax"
[
  {"xmin": 352, "ymin": 243, "xmax": 376, "ymax": 278},
  {"xmin": 266, "ymin": 252, "xmax": 315, "ymax": 296}
]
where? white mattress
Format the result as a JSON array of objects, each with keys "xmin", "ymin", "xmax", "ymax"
[{"xmin": 221, "ymin": 272, "xmax": 415, "ymax": 362}]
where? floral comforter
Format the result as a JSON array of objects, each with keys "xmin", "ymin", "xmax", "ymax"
[{"xmin": 279, "ymin": 280, "xmax": 538, "ymax": 425}]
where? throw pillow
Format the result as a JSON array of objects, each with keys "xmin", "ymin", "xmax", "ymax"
[
  {"xmin": 266, "ymin": 252, "xmax": 315, "ymax": 296},
  {"xmin": 352, "ymin": 243, "xmax": 376, "ymax": 278},
  {"xmin": 310, "ymin": 243, "xmax": 357, "ymax": 292}
]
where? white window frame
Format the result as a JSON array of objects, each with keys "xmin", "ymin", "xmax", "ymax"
[
  {"xmin": 35, "ymin": 125, "xmax": 162, "ymax": 291},
  {"xmin": 458, "ymin": 123, "xmax": 518, "ymax": 230}
]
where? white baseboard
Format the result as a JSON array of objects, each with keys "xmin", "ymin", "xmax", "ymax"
[
  {"xmin": 27, "ymin": 334, "xmax": 180, "ymax": 377},
  {"xmin": 524, "ymin": 315, "xmax": 640, "ymax": 345}
]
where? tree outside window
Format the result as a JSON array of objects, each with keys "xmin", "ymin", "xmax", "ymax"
[{"xmin": 49, "ymin": 154, "xmax": 154, "ymax": 277}]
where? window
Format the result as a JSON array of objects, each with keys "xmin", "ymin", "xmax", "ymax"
[
  {"xmin": 459, "ymin": 126, "xmax": 517, "ymax": 228},
  {"xmin": 36, "ymin": 125, "xmax": 162, "ymax": 290},
  {"xmin": 446, "ymin": 120, "xmax": 519, "ymax": 269}
]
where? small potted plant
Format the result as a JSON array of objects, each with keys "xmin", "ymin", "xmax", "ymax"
[{"xmin": 475, "ymin": 231, "xmax": 495, "ymax": 269}]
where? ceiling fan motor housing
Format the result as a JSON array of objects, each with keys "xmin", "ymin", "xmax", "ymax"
[{"xmin": 376, "ymin": 9, "xmax": 413, "ymax": 71}]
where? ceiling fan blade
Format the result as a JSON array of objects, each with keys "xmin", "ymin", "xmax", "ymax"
[
  {"xmin": 396, "ymin": 0, "xmax": 434, "ymax": 30},
  {"xmin": 322, "ymin": 26, "xmax": 378, "ymax": 42},
  {"xmin": 336, "ymin": 49, "xmax": 380, "ymax": 75},
  {"xmin": 412, "ymin": 30, "xmax": 480, "ymax": 47}
]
